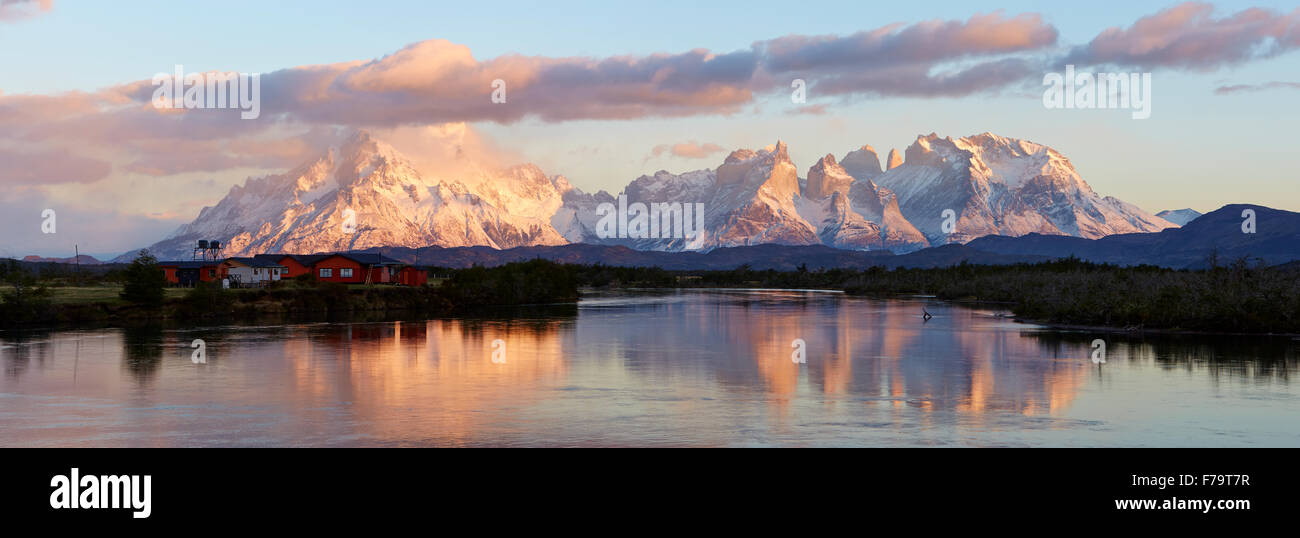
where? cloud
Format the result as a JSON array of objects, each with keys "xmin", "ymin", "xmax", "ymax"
[
  {"xmin": 1064, "ymin": 2, "xmax": 1300, "ymax": 70},
  {"xmin": 0, "ymin": 147, "xmax": 110, "ymax": 184},
  {"xmin": 648, "ymin": 141, "xmax": 726, "ymax": 161},
  {"xmin": 759, "ymin": 12, "xmax": 1057, "ymax": 72},
  {"xmin": 1214, "ymin": 80, "xmax": 1300, "ymax": 94},
  {"xmin": 787, "ymin": 104, "xmax": 828, "ymax": 115},
  {"xmin": 260, "ymin": 40, "xmax": 761, "ymax": 126},
  {"xmin": 4, "ymin": 5, "xmax": 1300, "ymax": 195},
  {"xmin": 754, "ymin": 12, "xmax": 1056, "ymax": 98},
  {"xmin": 0, "ymin": 0, "xmax": 52, "ymax": 22},
  {"xmin": 808, "ymin": 56, "xmax": 1043, "ymax": 98}
]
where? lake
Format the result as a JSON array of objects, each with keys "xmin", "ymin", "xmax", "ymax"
[{"xmin": 2, "ymin": 289, "xmax": 1297, "ymax": 447}]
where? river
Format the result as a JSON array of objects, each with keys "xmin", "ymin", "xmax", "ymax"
[{"xmin": 2, "ymin": 289, "xmax": 1296, "ymax": 447}]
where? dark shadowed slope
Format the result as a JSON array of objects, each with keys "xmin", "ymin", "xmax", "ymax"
[
  {"xmin": 353, "ymin": 243, "xmax": 1046, "ymax": 271},
  {"xmin": 965, "ymin": 204, "xmax": 1300, "ymax": 268}
]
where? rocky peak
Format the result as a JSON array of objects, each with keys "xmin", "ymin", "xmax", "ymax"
[
  {"xmin": 841, "ymin": 145, "xmax": 883, "ymax": 181},
  {"xmin": 806, "ymin": 153, "xmax": 854, "ymax": 201},
  {"xmin": 886, "ymin": 148, "xmax": 903, "ymax": 170}
]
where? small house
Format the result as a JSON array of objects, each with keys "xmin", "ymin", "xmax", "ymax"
[
  {"xmin": 158, "ymin": 261, "xmax": 220, "ymax": 287},
  {"xmin": 220, "ymin": 257, "xmax": 288, "ymax": 287}
]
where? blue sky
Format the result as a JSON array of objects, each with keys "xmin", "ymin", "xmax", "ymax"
[
  {"xmin": 1, "ymin": 1, "xmax": 1298, "ymax": 257},
  {"xmin": 9, "ymin": 1, "xmax": 1298, "ymax": 93}
]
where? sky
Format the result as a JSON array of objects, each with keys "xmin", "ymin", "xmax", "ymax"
[{"xmin": 1, "ymin": 0, "xmax": 1298, "ymax": 257}]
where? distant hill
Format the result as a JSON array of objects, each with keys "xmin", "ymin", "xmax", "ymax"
[
  {"xmin": 352, "ymin": 242, "xmax": 1046, "ymax": 271},
  {"xmin": 966, "ymin": 204, "xmax": 1300, "ymax": 269},
  {"xmin": 21, "ymin": 254, "xmax": 103, "ymax": 265}
]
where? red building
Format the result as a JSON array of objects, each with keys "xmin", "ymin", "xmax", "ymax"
[
  {"xmin": 312, "ymin": 254, "xmax": 367, "ymax": 283},
  {"xmin": 395, "ymin": 265, "xmax": 428, "ymax": 286},
  {"xmin": 157, "ymin": 261, "xmax": 220, "ymax": 287},
  {"xmin": 253, "ymin": 254, "xmax": 325, "ymax": 278},
  {"xmin": 248, "ymin": 253, "xmax": 427, "ymax": 286}
]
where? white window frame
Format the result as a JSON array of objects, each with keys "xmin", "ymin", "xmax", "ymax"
[
  {"xmin": 340, "ymin": 268, "xmax": 353, "ymax": 278},
  {"xmin": 320, "ymin": 268, "xmax": 332, "ymax": 278}
]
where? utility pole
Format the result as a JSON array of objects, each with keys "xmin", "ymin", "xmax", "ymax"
[{"xmin": 74, "ymin": 244, "xmax": 81, "ymax": 287}]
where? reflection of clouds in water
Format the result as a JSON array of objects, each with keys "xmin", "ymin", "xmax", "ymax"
[{"xmin": 0, "ymin": 291, "xmax": 1296, "ymax": 446}]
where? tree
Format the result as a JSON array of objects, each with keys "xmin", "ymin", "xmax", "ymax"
[
  {"xmin": 0, "ymin": 260, "xmax": 53, "ymax": 323},
  {"xmin": 120, "ymin": 250, "xmax": 166, "ymax": 306}
]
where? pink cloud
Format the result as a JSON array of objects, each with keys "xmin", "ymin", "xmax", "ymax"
[
  {"xmin": 0, "ymin": 0, "xmax": 52, "ymax": 22},
  {"xmin": 0, "ymin": 147, "xmax": 109, "ymax": 185},
  {"xmin": 648, "ymin": 141, "xmax": 726, "ymax": 161},
  {"xmin": 1065, "ymin": 2, "xmax": 1300, "ymax": 70},
  {"xmin": 3, "ymin": 5, "xmax": 1300, "ymax": 191}
]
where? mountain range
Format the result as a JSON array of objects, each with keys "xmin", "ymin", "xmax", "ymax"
[
  {"xmin": 118, "ymin": 130, "xmax": 1178, "ymax": 262},
  {"xmin": 347, "ymin": 204, "xmax": 1297, "ymax": 270}
]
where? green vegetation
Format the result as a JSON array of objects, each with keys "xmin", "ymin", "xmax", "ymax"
[
  {"xmin": 0, "ymin": 259, "xmax": 54, "ymax": 322},
  {"xmin": 841, "ymin": 258, "xmax": 1300, "ymax": 333},
  {"xmin": 437, "ymin": 259, "xmax": 579, "ymax": 306},
  {"xmin": 556, "ymin": 258, "xmax": 1300, "ymax": 333},
  {"xmin": 4, "ymin": 254, "xmax": 1298, "ymax": 333},
  {"xmin": 119, "ymin": 250, "xmax": 167, "ymax": 307},
  {"xmin": 0, "ymin": 259, "xmax": 579, "ymax": 327}
]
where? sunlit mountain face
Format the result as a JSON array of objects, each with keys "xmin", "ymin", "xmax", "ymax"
[{"xmin": 123, "ymin": 130, "xmax": 1175, "ymax": 261}]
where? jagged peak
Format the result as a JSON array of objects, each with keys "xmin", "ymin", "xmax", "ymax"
[
  {"xmin": 723, "ymin": 148, "xmax": 757, "ymax": 165},
  {"xmin": 762, "ymin": 139, "xmax": 789, "ymax": 157},
  {"xmin": 885, "ymin": 148, "xmax": 903, "ymax": 170},
  {"xmin": 806, "ymin": 153, "xmax": 853, "ymax": 200},
  {"xmin": 812, "ymin": 153, "xmax": 838, "ymax": 169},
  {"xmin": 841, "ymin": 145, "xmax": 883, "ymax": 180}
]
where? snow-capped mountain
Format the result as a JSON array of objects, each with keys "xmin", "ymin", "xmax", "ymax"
[
  {"xmin": 124, "ymin": 130, "xmax": 1175, "ymax": 260},
  {"xmin": 873, "ymin": 132, "xmax": 1174, "ymax": 245},
  {"xmin": 1156, "ymin": 208, "xmax": 1202, "ymax": 226},
  {"xmin": 800, "ymin": 153, "xmax": 927, "ymax": 251},
  {"xmin": 131, "ymin": 132, "xmax": 572, "ymax": 260}
]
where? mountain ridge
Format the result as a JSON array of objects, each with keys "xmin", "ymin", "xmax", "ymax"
[{"xmin": 118, "ymin": 130, "xmax": 1178, "ymax": 262}]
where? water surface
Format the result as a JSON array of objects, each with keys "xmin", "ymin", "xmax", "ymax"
[{"xmin": 2, "ymin": 290, "xmax": 1296, "ymax": 447}]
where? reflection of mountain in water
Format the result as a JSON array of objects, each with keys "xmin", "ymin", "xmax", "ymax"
[
  {"xmin": 586, "ymin": 292, "xmax": 1092, "ymax": 417},
  {"xmin": 1, "ymin": 291, "xmax": 1297, "ymax": 446}
]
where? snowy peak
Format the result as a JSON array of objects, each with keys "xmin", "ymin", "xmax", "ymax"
[
  {"xmin": 902, "ymin": 133, "xmax": 955, "ymax": 168},
  {"xmin": 1156, "ymin": 208, "xmax": 1202, "ymax": 226},
  {"xmin": 716, "ymin": 140, "xmax": 799, "ymax": 198},
  {"xmin": 127, "ymin": 130, "xmax": 1172, "ymax": 261},
  {"xmin": 136, "ymin": 130, "xmax": 572, "ymax": 260},
  {"xmin": 877, "ymin": 132, "xmax": 1173, "ymax": 244}
]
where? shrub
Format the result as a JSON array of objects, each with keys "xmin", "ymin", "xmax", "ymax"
[{"xmin": 119, "ymin": 250, "xmax": 166, "ymax": 307}]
